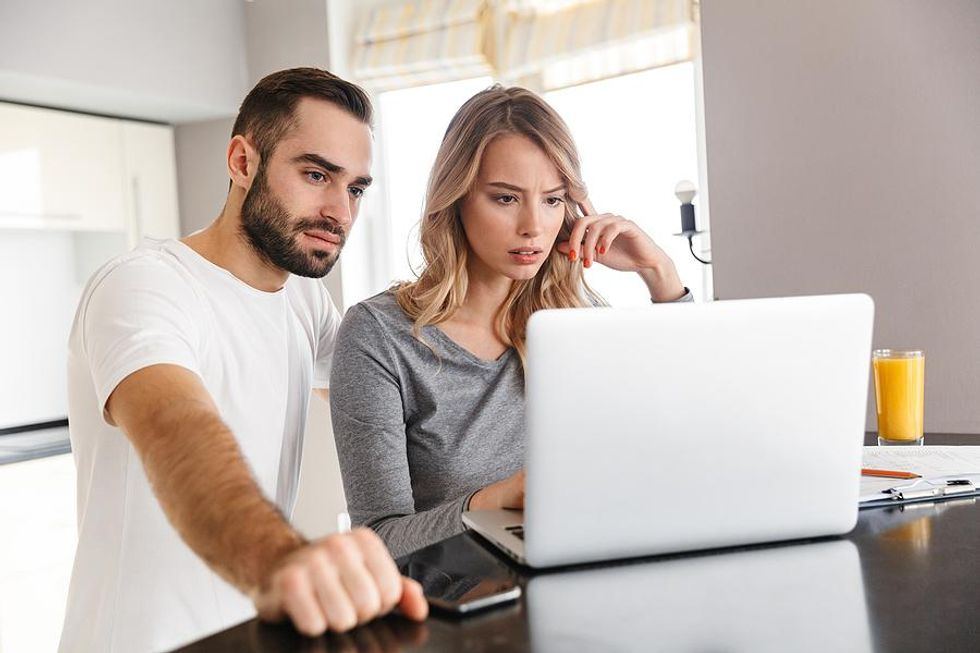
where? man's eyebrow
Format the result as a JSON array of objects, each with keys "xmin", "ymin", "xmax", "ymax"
[
  {"xmin": 292, "ymin": 153, "xmax": 372, "ymax": 187},
  {"xmin": 487, "ymin": 181, "xmax": 566, "ymax": 194}
]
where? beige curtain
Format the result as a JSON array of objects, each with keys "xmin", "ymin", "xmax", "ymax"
[
  {"xmin": 501, "ymin": 0, "xmax": 699, "ymax": 91},
  {"xmin": 352, "ymin": 0, "xmax": 493, "ymax": 91},
  {"xmin": 352, "ymin": 0, "xmax": 698, "ymax": 92}
]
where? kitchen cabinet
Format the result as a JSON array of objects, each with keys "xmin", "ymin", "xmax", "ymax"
[
  {"xmin": 0, "ymin": 103, "xmax": 127, "ymax": 232},
  {"xmin": 121, "ymin": 121, "xmax": 180, "ymax": 245},
  {"xmin": 0, "ymin": 102, "xmax": 179, "ymax": 240}
]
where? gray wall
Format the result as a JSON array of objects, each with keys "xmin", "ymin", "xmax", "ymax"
[
  {"xmin": 243, "ymin": 0, "xmax": 333, "ymax": 85},
  {"xmin": 700, "ymin": 0, "xmax": 980, "ymax": 433},
  {"xmin": 0, "ymin": 0, "xmax": 248, "ymax": 122},
  {"xmin": 174, "ymin": 118, "xmax": 237, "ymax": 235}
]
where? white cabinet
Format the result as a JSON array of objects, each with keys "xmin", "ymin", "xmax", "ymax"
[
  {"xmin": 0, "ymin": 103, "xmax": 127, "ymax": 232},
  {"xmin": 0, "ymin": 103, "xmax": 179, "ymax": 240},
  {"xmin": 0, "ymin": 107, "xmax": 180, "ymax": 430},
  {"xmin": 121, "ymin": 121, "xmax": 180, "ymax": 244}
]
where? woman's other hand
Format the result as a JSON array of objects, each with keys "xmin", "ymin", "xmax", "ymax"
[
  {"xmin": 468, "ymin": 469, "xmax": 526, "ymax": 510},
  {"xmin": 556, "ymin": 197, "xmax": 686, "ymax": 302}
]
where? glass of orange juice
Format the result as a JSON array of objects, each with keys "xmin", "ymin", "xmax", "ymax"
[{"xmin": 872, "ymin": 349, "xmax": 925, "ymax": 446}]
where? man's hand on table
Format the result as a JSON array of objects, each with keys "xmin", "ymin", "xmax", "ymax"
[{"xmin": 253, "ymin": 527, "xmax": 428, "ymax": 636}]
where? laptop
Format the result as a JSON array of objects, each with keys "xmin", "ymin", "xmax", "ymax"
[{"xmin": 463, "ymin": 294, "xmax": 875, "ymax": 568}]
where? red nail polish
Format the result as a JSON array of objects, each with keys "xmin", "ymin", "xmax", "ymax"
[
  {"xmin": 569, "ymin": 249, "xmax": 577, "ymax": 262},
  {"xmin": 598, "ymin": 245, "xmax": 606, "ymax": 255},
  {"xmin": 584, "ymin": 258, "xmax": 592, "ymax": 268}
]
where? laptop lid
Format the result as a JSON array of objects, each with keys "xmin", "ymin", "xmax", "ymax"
[{"xmin": 522, "ymin": 294, "xmax": 874, "ymax": 567}]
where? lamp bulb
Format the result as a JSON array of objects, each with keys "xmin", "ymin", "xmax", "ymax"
[{"xmin": 674, "ymin": 180, "xmax": 697, "ymax": 205}]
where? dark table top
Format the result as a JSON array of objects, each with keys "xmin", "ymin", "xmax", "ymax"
[{"xmin": 176, "ymin": 433, "xmax": 980, "ymax": 653}]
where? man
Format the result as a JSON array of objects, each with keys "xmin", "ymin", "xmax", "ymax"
[{"xmin": 59, "ymin": 68, "xmax": 427, "ymax": 653}]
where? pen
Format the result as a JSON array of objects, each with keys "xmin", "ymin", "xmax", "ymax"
[{"xmin": 862, "ymin": 468, "xmax": 921, "ymax": 479}]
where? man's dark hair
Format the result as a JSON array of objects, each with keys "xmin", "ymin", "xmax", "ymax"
[{"xmin": 231, "ymin": 67, "xmax": 373, "ymax": 162}]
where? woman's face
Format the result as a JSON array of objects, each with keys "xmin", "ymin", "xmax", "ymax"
[{"xmin": 459, "ymin": 133, "xmax": 567, "ymax": 285}]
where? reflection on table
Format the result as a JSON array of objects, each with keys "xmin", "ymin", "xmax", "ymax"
[{"xmin": 526, "ymin": 539, "xmax": 871, "ymax": 653}]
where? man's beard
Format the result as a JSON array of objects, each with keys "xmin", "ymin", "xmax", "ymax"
[{"xmin": 239, "ymin": 167, "xmax": 347, "ymax": 278}]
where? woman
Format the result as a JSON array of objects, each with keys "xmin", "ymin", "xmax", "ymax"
[{"xmin": 330, "ymin": 85, "xmax": 691, "ymax": 557}]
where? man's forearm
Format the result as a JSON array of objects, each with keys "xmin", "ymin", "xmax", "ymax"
[{"xmin": 135, "ymin": 400, "xmax": 303, "ymax": 594}]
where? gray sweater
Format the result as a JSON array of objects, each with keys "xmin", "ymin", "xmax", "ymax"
[
  {"xmin": 330, "ymin": 288, "xmax": 693, "ymax": 557},
  {"xmin": 330, "ymin": 291, "xmax": 524, "ymax": 557}
]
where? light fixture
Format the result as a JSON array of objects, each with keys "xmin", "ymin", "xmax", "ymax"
[{"xmin": 673, "ymin": 180, "xmax": 711, "ymax": 265}]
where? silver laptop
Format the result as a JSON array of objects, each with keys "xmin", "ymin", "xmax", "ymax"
[{"xmin": 463, "ymin": 294, "xmax": 875, "ymax": 568}]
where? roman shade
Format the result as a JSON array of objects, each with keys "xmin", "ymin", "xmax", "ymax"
[{"xmin": 352, "ymin": 0, "xmax": 698, "ymax": 91}]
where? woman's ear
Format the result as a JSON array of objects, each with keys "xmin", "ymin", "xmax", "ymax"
[{"xmin": 227, "ymin": 135, "xmax": 260, "ymax": 192}]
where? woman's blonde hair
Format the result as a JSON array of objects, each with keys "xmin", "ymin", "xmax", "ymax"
[{"xmin": 394, "ymin": 84, "xmax": 603, "ymax": 364}]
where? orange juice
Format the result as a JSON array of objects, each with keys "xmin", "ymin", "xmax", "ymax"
[{"xmin": 872, "ymin": 351, "xmax": 924, "ymax": 443}]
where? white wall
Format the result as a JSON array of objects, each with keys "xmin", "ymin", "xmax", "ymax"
[
  {"xmin": 0, "ymin": 0, "xmax": 248, "ymax": 122},
  {"xmin": 699, "ymin": 0, "xmax": 980, "ymax": 433},
  {"xmin": 0, "ymin": 232, "xmax": 76, "ymax": 427},
  {"xmin": 0, "ymin": 229, "xmax": 130, "ymax": 428}
]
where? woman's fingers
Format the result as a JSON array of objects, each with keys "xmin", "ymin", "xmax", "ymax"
[
  {"xmin": 581, "ymin": 216, "xmax": 624, "ymax": 267},
  {"xmin": 566, "ymin": 213, "xmax": 610, "ymax": 263},
  {"xmin": 565, "ymin": 216, "xmax": 590, "ymax": 262},
  {"xmin": 503, "ymin": 469, "xmax": 526, "ymax": 509},
  {"xmin": 593, "ymin": 220, "xmax": 634, "ymax": 265},
  {"xmin": 565, "ymin": 215, "xmax": 634, "ymax": 268},
  {"xmin": 567, "ymin": 196, "xmax": 600, "ymax": 262}
]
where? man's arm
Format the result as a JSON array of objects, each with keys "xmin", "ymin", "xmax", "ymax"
[{"xmin": 106, "ymin": 363, "xmax": 426, "ymax": 635}]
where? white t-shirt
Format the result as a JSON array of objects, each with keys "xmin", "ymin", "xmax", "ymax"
[{"xmin": 59, "ymin": 239, "xmax": 342, "ymax": 653}]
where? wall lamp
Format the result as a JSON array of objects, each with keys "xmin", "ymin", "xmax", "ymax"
[{"xmin": 673, "ymin": 180, "xmax": 711, "ymax": 265}]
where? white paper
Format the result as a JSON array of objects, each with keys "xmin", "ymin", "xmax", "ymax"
[{"xmin": 859, "ymin": 446, "xmax": 980, "ymax": 503}]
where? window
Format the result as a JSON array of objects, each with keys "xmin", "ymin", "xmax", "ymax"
[
  {"xmin": 545, "ymin": 62, "xmax": 708, "ymax": 305},
  {"xmin": 377, "ymin": 77, "xmax": 494, "ymax": 289},
  {"xmin": 367, "ymin": 63, "xmax": 708, "ymax": 306}
]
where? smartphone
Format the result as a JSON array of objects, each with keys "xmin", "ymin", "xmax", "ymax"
[{"xmin": 399, "ymin": 553, "xmax": 521, "ymax": 614}]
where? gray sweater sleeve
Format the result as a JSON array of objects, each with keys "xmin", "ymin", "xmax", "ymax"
[
  {"xmin": 329, "ymin": 304, "xmax": 468, "ymax": 558},
  {"xmin": 656, "ymin": 287, "xmax": 695, "ymax": 303}
]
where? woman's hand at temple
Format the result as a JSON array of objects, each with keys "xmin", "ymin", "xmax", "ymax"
[
  {"xmin": 556, "ymin": 197, "xmax": 687, "ymax": 302},
  {"xmin": 468, "ymin": 469, "xmax": 526, "ymax": 510}
]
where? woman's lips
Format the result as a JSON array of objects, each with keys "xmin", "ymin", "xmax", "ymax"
[{"xmin": 508, "ymin": 248, "xmax": 543, "ymax": 264}]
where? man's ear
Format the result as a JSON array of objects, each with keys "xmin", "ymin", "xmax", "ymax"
[{"xmin": 227, "ymin": 135, "xmax": 260, "ymax": 192}]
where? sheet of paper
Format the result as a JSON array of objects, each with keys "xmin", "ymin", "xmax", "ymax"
[
  {"xmin": 860, "ymin": 446, "xmax": 980, "ymax": 502},
  {"xmin": 862, "ymin": 446, "xmax": 980, "ymax": 476}
]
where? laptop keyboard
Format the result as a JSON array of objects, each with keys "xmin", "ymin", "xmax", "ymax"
[{"xmin": 505, "ymin": 525, "xmax": 525, "ymax": 540}]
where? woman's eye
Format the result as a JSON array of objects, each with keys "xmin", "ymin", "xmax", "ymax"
[
  {"xmin": 495, "ymin": 194, "xmax": 517, "ymax": 205},
  {"xmin": 306, "ymin": 171, "xmax": 326, "ymax": 183},
  {"xmin": 546, "ymin": 196, "xmax": 565, "ymax": 207}
]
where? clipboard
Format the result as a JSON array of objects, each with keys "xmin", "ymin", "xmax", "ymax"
[
  {"xmin": 859, "ymin": 446, "xmax": 980, "ymax": 509},
  {"xmin": 860, "ymin": 475, "xmax": 980, "ymax": 509}
]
